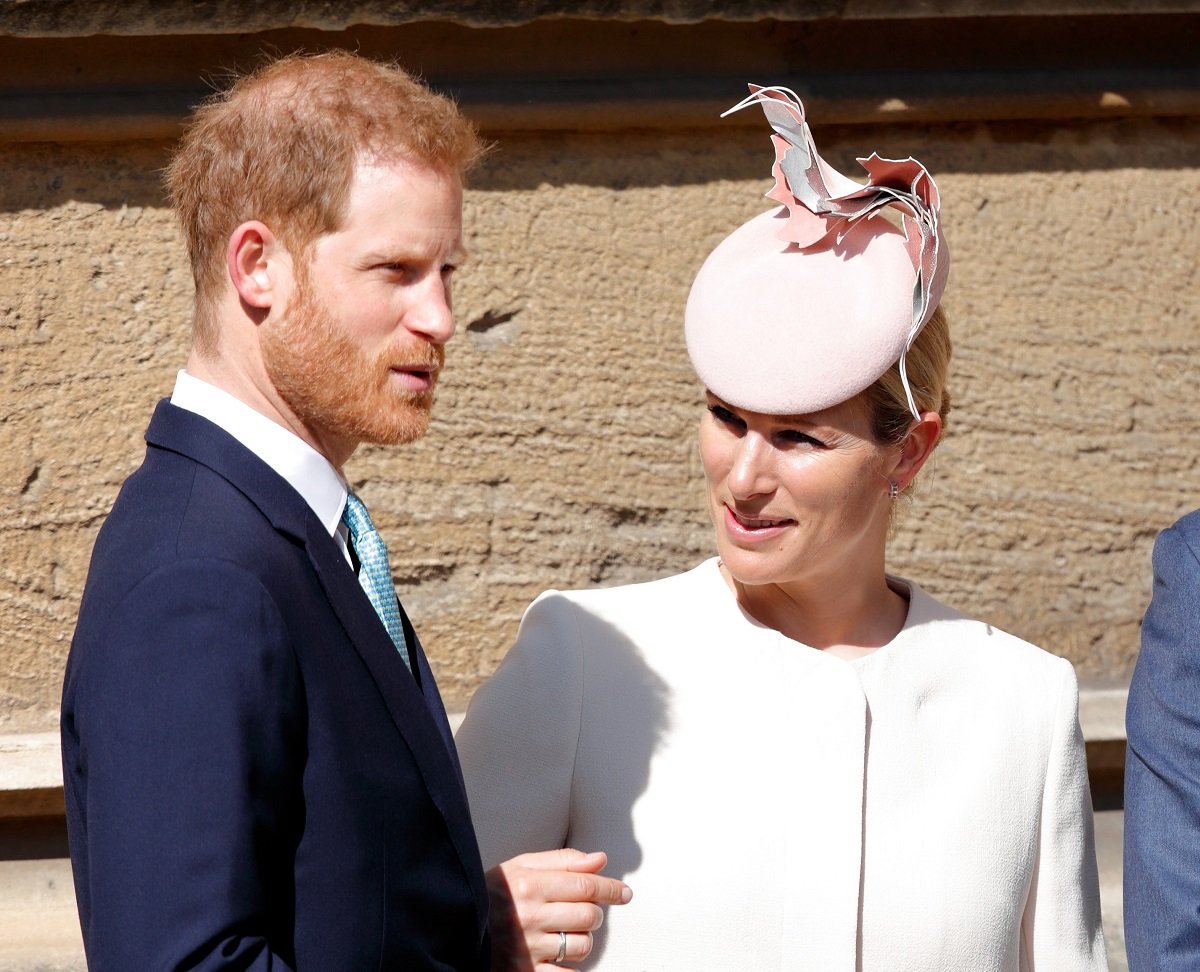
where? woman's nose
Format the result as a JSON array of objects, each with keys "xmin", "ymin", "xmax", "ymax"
[{"xmin": 726, "ymin": 434, "xmax": 774, "ymax": 499}]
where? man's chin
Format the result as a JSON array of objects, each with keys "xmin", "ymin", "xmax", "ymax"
[
  {"xmin": 367, "ymin": 424, "xmax": 430, "ymax": 446},
  {"xmin": 358, "ymin": 401, "xmax": 433, "ymax": 446}
]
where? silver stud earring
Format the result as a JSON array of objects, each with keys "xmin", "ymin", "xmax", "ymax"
[{"xmin": 888, "ymin": 480, "xmax": 899, "ymax": 500}]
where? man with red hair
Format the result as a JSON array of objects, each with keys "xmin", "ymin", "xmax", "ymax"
[{"xmin": 62, "ymin": 52, "xmax": 626, "ymax": 971}]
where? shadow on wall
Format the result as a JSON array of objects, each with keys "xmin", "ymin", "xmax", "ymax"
[
  {"xmin": 3, "ymin": 114, "xmax": 1196, "ymax": 219},
  {"xmin": 0, "ymin": 141, "xmax": 173, "ymax": 214},
  {"xmin": 465, "ymin": 117, "xmax": 1200, "ymax": 194}
]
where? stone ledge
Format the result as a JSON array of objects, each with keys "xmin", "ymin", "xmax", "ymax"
[
  {"xmin": 0, "ymin": 736, "xmax": 63, "ymax": 819},
  {"xmin": 1, "ymin": 0, "xmax": 1194, "ymax": 38},
  {"xmin": 3, "ymin": 71, "xmax": 1196, "ymax": 144},
  {"xmin": 3, "ymin": 7, "xmax": 1194, "ymax": 142},
  {"xmin": 1079, "ymin": 685, "xmax": 1128, "ymax": 743}
]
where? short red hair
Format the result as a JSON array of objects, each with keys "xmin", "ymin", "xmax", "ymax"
[{"xmin": 165, "ymin": 51, "xmax": 485, "ymax": 355}]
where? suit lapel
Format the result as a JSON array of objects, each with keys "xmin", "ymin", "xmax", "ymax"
[
  {"xmin": 145, "ymin": 400, "xmax": 489, "ymax": 922},
  {"xmin": 400, "ymin": 604, "xmax": 467, "ymax": 771},
  {"xmin": 303, "ymin": 518, "xmax": 488, "ymax": 919}
]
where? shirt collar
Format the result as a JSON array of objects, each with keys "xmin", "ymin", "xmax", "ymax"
[{"xmin": 170, "ymin": 370, "xmax": 347, "ymax": 538}]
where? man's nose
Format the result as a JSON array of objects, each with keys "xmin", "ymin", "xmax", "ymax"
[{"xmin": 407, "ymin": 277, "xmax": 456, "ymax": 344}]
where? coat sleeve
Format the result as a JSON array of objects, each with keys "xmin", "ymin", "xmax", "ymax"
[
  {"xmin": 1125, "ymin": 520, "xmax": 1200, "ymax": 971},
  {"xmin": 1020, "ymin": 658, "xmax": 1108, "ymax": 971},
  {"xmin": 62, "ymin": 558, "xmax": 303, "ymax": 972},
  {"xmin": 455, "ymin": 592, "xmax": 584, "ymax": 868}
]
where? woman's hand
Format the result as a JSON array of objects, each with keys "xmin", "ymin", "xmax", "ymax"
[{"xmin": 486, "ymin": 849, "xmax": 632, "ymax": 971}]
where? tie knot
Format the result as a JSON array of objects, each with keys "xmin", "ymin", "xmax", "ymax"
[{"xmin": 341, "ymin": 492, "xmax": 376, "ymax": 542}]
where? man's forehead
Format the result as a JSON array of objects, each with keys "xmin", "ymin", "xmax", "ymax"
[
  {"xmin": 353, "ymin": 151, "xmax": 462, "ymax": 184},
  {"xmin": 307, "ymin": 155, "xmax": 465, "ymax": 262}
]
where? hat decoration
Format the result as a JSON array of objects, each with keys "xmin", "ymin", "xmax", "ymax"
[{"xmin": 685, "ymin": 85, "xmax": 949, "ymax": 419}]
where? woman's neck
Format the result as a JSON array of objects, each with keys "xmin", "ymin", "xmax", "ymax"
[{"xmin": 721, "ymin": 562, "xmax": 910, "ymax": 661}]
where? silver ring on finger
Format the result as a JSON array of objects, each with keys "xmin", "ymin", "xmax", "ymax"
[{"xmin": 555, "ymin": 930, "xmax": 567, "ymax": 964}]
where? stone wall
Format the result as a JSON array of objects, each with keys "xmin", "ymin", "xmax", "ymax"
[
  {"xmin": 2, "ymin": 3, "xmax": 1198, "ymax": 730},
  {"xmin": 2, "ymin": 109, "xmax": 1197, "ymax": 726}
]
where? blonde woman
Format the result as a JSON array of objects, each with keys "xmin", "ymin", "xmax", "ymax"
[{"xmin": 458, "ymin": 86, "xmax": 1106, "ymax": 971}]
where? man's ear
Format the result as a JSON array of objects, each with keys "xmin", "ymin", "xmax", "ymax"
[
  {"xmin": 891, "ymin": 411, "xmax": 943, "ymax": 491},
  {"xmin": 226, "ymin": 221, "xmax": 283, "ymax": 311}
]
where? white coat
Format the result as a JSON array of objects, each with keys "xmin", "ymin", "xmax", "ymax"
[{"xmin": 456, "ymin": 559, "xmax": 1107, "ymax": 971}]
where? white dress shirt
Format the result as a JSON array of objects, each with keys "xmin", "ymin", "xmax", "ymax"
[{"xmin": 170, "ymin": 370, "xmax": 351, "ymax": 560}]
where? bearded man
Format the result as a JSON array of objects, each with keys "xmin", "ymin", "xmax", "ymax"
[{"xmin": 61, "ymin": 52, "xmax": 627, "ymax": 971}]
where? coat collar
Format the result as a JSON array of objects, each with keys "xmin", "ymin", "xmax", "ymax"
[{"xmin": 146, "ymin": 399, "xmax": 313, "ymax": 542}]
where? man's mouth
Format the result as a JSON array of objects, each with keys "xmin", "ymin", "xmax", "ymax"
[{"xmin": 387, "ymin": 364, "xmax": 438, "ymax": 392}]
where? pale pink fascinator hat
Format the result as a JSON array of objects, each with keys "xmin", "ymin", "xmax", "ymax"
[{"xmin": 685, "ymin": 85, "xmax": 950, "ymax": 419}]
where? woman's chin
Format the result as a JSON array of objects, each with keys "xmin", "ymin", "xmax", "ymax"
[{"xmin": 715, "ymin": 546, "xmax": 800, "ymax": 590}]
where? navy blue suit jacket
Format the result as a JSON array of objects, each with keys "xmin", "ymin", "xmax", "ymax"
[
  {"xmin": 62, "ymin": 401, "xmax": 490, "ymax": 970},
  {"xmin": 1126, "ymin": 509, "xmax": 1200, "ymax": 971}
]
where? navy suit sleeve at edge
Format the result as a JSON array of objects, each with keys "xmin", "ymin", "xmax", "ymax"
[
  {"xmin": 1125, "ymin": 522, "xmax": 1200, "ymax": 971},
  {"xmin": 64, "ymin": 558, "xmax": 303, "ymax": 972}
]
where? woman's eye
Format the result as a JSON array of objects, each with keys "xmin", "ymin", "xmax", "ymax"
[
  {"xmin": 707, "ymin": 404, "xmax": 743, "ymax": 429},
  {"xmin": 778, "ymin": 429, "xmax": 824, "ymax": 447}
]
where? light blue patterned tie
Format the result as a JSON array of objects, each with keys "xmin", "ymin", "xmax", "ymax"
[{"xmin": 342, "ymin": 492, "xmax": 412, "ymax": 673}]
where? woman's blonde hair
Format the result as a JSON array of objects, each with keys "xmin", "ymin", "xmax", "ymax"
[{"xmin": 862, "ymin": 304, "xmax": 953, "ymax": 448}]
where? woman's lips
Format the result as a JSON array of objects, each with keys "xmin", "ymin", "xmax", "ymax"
[{"xmin": 723, "ymin": 504, "xmax": 794, "ymax": 540}]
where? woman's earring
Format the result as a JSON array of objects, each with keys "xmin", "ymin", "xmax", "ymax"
[{"xmin": 888, "ymin": 480, "xmax": 900, "ymax": 500}]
